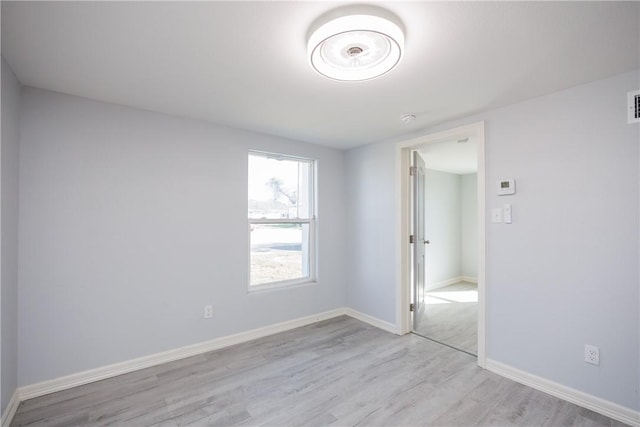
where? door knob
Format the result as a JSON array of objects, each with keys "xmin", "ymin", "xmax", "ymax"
[{"xmin": 424, "ymin": 240, "xmax": 430, "ymax": 245}]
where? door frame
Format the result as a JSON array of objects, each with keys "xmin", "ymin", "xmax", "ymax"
[{"xmin": 395, "ymin": 121, "xmax": 486, "ymax": 368}]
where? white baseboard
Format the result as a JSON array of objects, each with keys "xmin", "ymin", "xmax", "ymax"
[
  {"xmin": 1, "ymin": 389, "xmax": 20, "ymax": 427},
  {"xmin": 343, "ymin": 308, "xmax": 398, "ymax": 334},
  {"xmin": 19, "ymin": 308, "xmax": 345, "ymax": 401},
  {"xmin": 425, "ymin": 276, "xmax": 463, "ymax": 291},
  {"xmin": 426, "ymin": 276, "xmax": 478, "ymax": 291},
  {"xmin": 17, "ymin": 307, "xmax": 397, "ymax": 403},
  {"xmin": 486, "ymin": 359, "xmax": 640, "ymax": 427}
]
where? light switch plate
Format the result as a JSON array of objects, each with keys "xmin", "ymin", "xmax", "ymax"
[
  {"xmin": 504, "ymin": 204, "xmax": 512, "ymax": 224},
  {"xmin": 492, "ymin": 208, "xmax": 502, "ymax": 223}
]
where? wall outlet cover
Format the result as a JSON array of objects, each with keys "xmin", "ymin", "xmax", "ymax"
[
  {"xmin": 204, "ymin": 305, "xmax": 213, "ymax": 319},
  {"xmin": 584, "ymin": 344, "xmax": 599, "ymax": 365}
]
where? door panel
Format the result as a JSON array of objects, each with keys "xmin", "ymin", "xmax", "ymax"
[{"xmin": 412, "ymin": 151, "xmax": 426, "ymax": 330}]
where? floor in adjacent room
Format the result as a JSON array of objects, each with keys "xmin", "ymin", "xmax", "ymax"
[
  {"xmin": 414, "ymin": 281, "xmax": 478, "ymax": 355},
  {"xmin": 12, "ymin": 316, "xmax": 626, "ymax": 427}
]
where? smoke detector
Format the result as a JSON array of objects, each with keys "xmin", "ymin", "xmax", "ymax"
[{"xmin": 400, "ymin": 114, "xmax": 416, "ymax": 124}]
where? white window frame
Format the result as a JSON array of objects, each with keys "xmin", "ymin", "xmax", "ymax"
[{"xmin": 248, "ymin": 151, "xmax": 316, "ymax": 291}]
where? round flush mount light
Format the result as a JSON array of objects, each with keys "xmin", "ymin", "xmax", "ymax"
[{"xmin": 307, "ymin": 8, "xmax": 405, "ymax": 81}]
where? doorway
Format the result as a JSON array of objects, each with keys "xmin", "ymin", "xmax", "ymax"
[
  {"xmin": 396, "ymin": 121, "xmax": 486, "ymax": 367},
  {"xmin": 412, "ymin": 141, "xmax": 478, "ymax": 355}
]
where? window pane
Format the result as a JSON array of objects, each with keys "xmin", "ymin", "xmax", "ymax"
[
  {"xmin": 248, "ymin": 154, "xmax": 312, "ymax": 219},
  {"xmin": 250, "ymin": 223, "xmax": 310, "ymax": 285}
]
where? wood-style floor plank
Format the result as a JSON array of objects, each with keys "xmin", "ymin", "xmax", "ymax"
[
  {"xmin": 415, "ymin": 281, "xmax": 478, "ymax": 354},
  {"xmin": 12, "ymin": 316, "xmax": 628, "ymax": 426}
]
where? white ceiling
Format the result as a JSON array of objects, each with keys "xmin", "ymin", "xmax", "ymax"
[
  {"xmin": 2, "ymin": 1, "xmax": 639, "ymax": 150},
  {"xmin": 420, "ymin": 138, "xmax": 477, "ymax": 175}
]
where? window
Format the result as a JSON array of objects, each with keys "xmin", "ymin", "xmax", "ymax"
[{"xmin": 248, "ymin": 151, "xmax": 315, "ymax": 288}]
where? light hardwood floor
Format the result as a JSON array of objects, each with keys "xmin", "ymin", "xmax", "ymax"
[
  {"xmin": 12, "ymin": 316, "xmax": 627, "ymax": 426},
  {"xmin": 415, "ymin": 281, "xmax": 478, "ymax": 355}
]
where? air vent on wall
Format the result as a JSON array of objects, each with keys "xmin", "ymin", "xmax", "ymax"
[{"xmin": 628, "ymin": 90, "xmax": 640, "ymax": 124}]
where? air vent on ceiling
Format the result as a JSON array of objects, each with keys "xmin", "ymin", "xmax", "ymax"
[{"xmin": 628, "ymin": 90, "xmax": 640, "ymax": 124}]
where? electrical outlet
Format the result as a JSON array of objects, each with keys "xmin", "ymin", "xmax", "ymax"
[
  {"xmin": 584, "ymin": 344, "xmax": 599, "ymax": 365},
  {"xmin": 204, "ymin": 305, "xmax": 213, "ymax": 319}
]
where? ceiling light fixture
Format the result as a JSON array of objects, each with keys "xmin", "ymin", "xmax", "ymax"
[{"xmin": 307, "ymin": 8, "xmax": 405, "ymax": 81}]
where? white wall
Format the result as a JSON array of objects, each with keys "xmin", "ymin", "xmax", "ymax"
[
  {"xmin": 17, "ymin": 88, "xmax": 347, "ymax": 386},
  {"xmin": 424, "ymin": 169, "xmax": 461, "ymax": 288},
  {"xmin": 345, "ymin": 142, "xmax": 396, "ymax": 324},
  {"xmin": 461, "ymin": 173, "xmax": 477, "ymax": 278},
  {"xmin": 1, "ymin": 57, "xmax": 21, "ymax": 412},
  {"xmin": 345, "ymin": 71, "xmax": 639, "ymax": 411},
  {"xmin": 423, "ymin": 170, "xmax": 477, "ymax": 288},
  {"xmin": 480, "ymin": 72, "xmax": 639, "ymax": 411}
]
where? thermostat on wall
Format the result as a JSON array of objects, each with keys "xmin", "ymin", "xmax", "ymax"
[{"xmin": 497, "ymin": 179, "xmax": 515, "ymax": 195}]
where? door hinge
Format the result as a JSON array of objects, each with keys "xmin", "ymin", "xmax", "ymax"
[
  {"xmin": 409, "ymin": 235, "xmax": 415, "ymax": 244},
  {"xmin": 409, "ymin": 166, "xmax": 417, "ymax": 176},
  {"xmin": 410, "ymin": 303, "xmax": 415, "ymax": 312}
]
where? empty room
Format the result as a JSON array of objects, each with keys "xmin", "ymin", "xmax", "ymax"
[{"xmin": 1, "ymin": 1, "xmax": 639, "ymax": 426}]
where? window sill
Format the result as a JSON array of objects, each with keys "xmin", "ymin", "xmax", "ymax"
[{"xmin": 248, "ymin": 278, "xmax": 317, "ymax": 294}]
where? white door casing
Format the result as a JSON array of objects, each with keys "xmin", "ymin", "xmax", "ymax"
[{"xmin": 395, "ymin": 121, "xmax": 486, "ymax": 368}]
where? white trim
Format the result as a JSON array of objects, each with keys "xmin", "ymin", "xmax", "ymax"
[
  {"xmin": 423, "ymin": 274, "xmax": 478, "ymax": 291},
  {"xmin": 395, "ymin": 143, "xmax": 411, "ymax": 335},
  {"xmin": 395, "ymin": 121, "xmax": 487, "ymax": 368},
  {"xmin": 344, "ymin": 308, "xmax": 399, "ymax": 334},
  {"xmin": 1, "ymin": 389, "xmax": 20, "ymax": 427},
  {"xmin": 486, "ymin": 359, "xmax": 640, "ymax": 427},
  {"xmin": 475, "ymin": 121, "xmax": 486, "ymax": 368},
  {"xmin": 19, "ymin": 309, "xmax": 344, "ymax": 401},
  {"xmin": 16, "ymin": 307, "xmax": 398, "ymax": 403},
  {"xmin": 425, "ymin": 276, "xmax": 463, "ymax": 292}
]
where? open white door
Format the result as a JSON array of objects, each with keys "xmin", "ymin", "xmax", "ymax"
[{"xmin": 411, "ymin": 151, "xmax": 427, "ymax": 329}]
